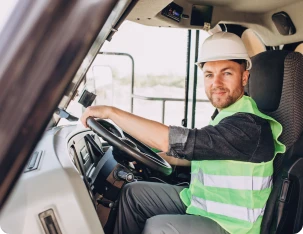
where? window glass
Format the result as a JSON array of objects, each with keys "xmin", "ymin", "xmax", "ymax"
[
  {"xmin": 92, "ymin": 21, "xmax": 189, "ymax": 126},
  {"xmin": 195, "ymin": 32, "xmax": 215, "ymax": 128},
  {"xmin": 59, "ymin": 21, "xmax": 213, "ymax": 128},
  {"xmin": 86, "ymin": 55, "xmax": 133, "ymax": 112}
]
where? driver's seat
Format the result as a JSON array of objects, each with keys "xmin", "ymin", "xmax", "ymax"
[{"xmin": 247, "ymin": 50, "xmax": 303, "ymax": 233}]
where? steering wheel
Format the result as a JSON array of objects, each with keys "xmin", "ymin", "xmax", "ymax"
[{"xmin": 86, "ymin": 117, "xmax": 172, "ymax": 176}]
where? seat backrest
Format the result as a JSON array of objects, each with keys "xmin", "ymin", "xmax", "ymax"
[{"xmin": 247, "ymin": 50, "xmax": 303, "ymax": 234}]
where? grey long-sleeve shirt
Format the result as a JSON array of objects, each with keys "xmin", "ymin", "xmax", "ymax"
[{"xmin": 167, "ymin": 113, "xmax": 275, "ymax": 163}]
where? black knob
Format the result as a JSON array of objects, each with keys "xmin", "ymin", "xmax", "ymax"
[{"xmin": 117, "ymin": 170, "xmax": 134, "ymax": 182}]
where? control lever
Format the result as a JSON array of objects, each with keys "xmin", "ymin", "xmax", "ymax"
[
  {"xmin": 55, "ymin": 108, "xmax": 79, "ymax": 121},
  {"xmin": 97, "ymin": 198, "xmax": 115, "ymax": 208},
  {"xmin": 114, "ymin": 169, "xmax": 135, "ymax": 182}
]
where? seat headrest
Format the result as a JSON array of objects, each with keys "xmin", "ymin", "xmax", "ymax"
[{"xmin": 249, "ymin": 50, "xmax": 289, "ymax": 112}]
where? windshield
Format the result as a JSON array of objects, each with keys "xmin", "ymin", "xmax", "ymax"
[{"xmin": 58, "ymin": 21, "xmax": 213, "ymax": 128}]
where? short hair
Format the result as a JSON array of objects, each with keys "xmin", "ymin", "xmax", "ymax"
[{"xmin": 198, "ymin": 59, "xmax": 247, "ymax": 70}]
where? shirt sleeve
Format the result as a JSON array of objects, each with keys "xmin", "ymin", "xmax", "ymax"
[{"xmin": 166, "ymin": 113, "xmax": 269, "ymax": 162}]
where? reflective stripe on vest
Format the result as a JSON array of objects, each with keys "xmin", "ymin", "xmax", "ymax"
[
  {"xmin": 191, "ymin": 169, "xmax": 273, "ymax": 190},
  {"xmin": 191, "ymin": 196, "xmax": 265, "ymax": 223}
]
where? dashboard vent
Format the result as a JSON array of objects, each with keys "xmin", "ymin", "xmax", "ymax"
[
  {"xmin": 39, "ymin": 209, "xmax": 62, "ymax": 234},
  {"xmin": 24, "ymin": 150, "xmax": 43, "ymax": 173}
]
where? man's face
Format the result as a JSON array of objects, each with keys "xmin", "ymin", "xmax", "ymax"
[{"xmin": 203, "ymin": 60, "xmax": 249, "ymax": 109}]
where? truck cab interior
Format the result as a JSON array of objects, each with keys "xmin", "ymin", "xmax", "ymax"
[{"xmin": 0, "ymin": 0, "xmax": 303, "ymax": 234}]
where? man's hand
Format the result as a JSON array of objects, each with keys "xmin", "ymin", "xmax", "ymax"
[
  {"xmin": 81, "ymin": 105, "xmax": 112, "ymax": 127},
  {"xmin": 80, "ymin": 105, "xmax": 169, "ymax": 153}
]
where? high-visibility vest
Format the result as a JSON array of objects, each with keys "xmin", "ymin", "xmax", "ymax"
[{"xmin": 180, "ymin": 95, "xmax": 286, "ymax": 234}]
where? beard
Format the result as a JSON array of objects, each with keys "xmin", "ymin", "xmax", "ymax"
[{"xmin": 207, "ymin": 86, "xmax": 243, "ymax": 109}]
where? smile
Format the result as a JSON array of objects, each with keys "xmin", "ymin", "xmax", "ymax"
[{"xmin": 212, "ymin": 92, "xmax": 226, "ymax": 95}]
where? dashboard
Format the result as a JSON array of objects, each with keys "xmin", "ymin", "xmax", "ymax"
[
  {"xmin": 0, "ymin": 124, "xmax": 131, "ymax": 234},
  {"xmin": 67, "ymin": 127, "xmax": 130, "ymax": 205}
]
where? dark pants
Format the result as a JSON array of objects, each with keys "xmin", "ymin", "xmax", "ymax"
[{"xmin": 113, "ymin": 182, "xmax": 229, "ymax": 234}]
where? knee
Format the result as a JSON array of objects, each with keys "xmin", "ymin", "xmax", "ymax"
[
  {"xmin": 120, "ymin": 181, "xmax": 145, "ymax": 199},
  {"xmin": 142, "ymin": 216, "xmax": 166, "ymax": 234}
]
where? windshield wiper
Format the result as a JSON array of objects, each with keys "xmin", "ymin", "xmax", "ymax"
[{"xmin": 55, "ymin": 108, "xmax": 79, "ymax": 121}]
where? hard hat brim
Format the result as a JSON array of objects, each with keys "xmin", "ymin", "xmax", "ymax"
[{"xmin": 195, "ymin": 55, "xmax": 252, "ymax": 70}]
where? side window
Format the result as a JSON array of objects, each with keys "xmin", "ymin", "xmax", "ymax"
[{"xmin": 192, "ymin": 31, "xmax": 214, "ymax": 128}]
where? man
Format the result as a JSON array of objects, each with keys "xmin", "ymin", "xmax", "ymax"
[{"xmin": 81, "ymin": 32, "xmax": 285, "ymax": 234}]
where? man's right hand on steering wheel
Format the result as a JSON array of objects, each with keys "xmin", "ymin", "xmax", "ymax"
[{"xmin": 81, "ymin": 105, "xmax": 170, "ymax": 153}]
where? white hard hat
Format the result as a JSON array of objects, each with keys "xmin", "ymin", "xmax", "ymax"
[{"xmin": 196, "ymin": 32, "xmax": 252, "ymax": 70}]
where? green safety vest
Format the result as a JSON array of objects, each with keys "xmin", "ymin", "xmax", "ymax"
[{"xmin": 180, "ymin": 95, "xmax": 286, "ymax": 234}]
